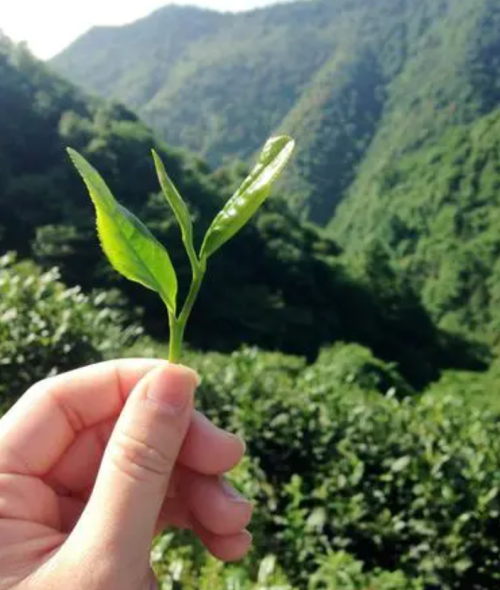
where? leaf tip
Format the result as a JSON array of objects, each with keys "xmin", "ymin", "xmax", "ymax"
[
  {"xmin": 151, "ymin": 148, "xmax": 162, "ymax": 166},
  {"xmin": 66, "ymin": 147, "xmax": 84, "ymax": 170},
  {"xmin": 277, "ymin": 134, "xmax": 296, "ymax": 153}
]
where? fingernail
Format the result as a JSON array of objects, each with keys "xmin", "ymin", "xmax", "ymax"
[
  {"xmin": 146, "ymin": 367, "xmax": 197, "ymax": 414},
  {"xmin": 178, "ymin": 363, "xmax": 202, "ymax": 387},
  {"xmin": 221, "ymin": 478, "xmax": 248, "ymax": 503}
]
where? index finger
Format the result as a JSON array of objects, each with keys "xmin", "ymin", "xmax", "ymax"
[{"xmin": 0, "ymin": 359, "xmax": 190, "ymax": 476}]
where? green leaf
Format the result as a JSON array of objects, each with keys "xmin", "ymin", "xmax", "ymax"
[
  {"xmin": 391, "ymin": 456, "xmax": 411, "ymax": 473},
  {"xmin": 152, "ymin": 149, "xmax": 197, "ymax": 269},
  {"xmin": 67, "ymin": 148, "xmax": 178, "ymax": 312},
  {"xmin": 200, "ymin": 135, "xmax": 295, "ymax": 260}
]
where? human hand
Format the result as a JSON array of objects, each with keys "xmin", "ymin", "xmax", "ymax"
[{"xmin": 0, "ymin": 360, "xmax": 252, "ymax": 590}]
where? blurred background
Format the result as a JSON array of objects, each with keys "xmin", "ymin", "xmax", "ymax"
[{"xmin": 1, "ymin": 0, "xmax": 500, "ymax": 588}]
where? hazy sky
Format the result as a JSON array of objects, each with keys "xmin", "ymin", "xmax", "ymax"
[{"xmin": 0, "ymin": 0, "xmax": 278, "ymax": 60}]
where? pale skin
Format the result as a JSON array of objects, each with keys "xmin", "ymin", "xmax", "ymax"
[{"xmin": 0, "ymin": 359, "xmax": 253, "ymax": 590}]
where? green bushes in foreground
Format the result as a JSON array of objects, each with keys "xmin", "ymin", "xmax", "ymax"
[
  {"xmin": 131, "ymin": 345, "xmax": 500, "ymax": 590},
  {"xmin": 152, "ymin": 542, "xmax": 423, "ymax": 590},
  {"xmin": 2, "ymin": 265, "xmax": 500, "ymax": 588},
  {"xmin": 0, "ymin": 253, "xmax": 140, "ymax": 411}
]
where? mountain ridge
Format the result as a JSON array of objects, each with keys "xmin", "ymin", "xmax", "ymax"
[
  {"xmin": 52, "ymin": 0, "xmax": 499, "ymax": 220},
  {"xmin": 48, "ymin": 0, "xmax": 500, "ymax": 344},
  {"xmin": 2, "ymin": 31, "xmax": 479, "ymax": 385}
]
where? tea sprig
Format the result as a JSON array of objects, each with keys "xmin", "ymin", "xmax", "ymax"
[{"xmin": 68, "ymin": 135, "xmax": 295, "ymax": 363}]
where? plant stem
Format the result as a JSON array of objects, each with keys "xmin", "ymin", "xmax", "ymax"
[
  {"xmin": 168, "ymin": 262, "xmax": 206, "ymax": 363},
  {"xmin": 168, "ymin": 311, "xmax": 182, "ymax": 363}
]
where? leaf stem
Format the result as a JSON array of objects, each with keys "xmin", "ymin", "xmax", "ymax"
[
  {"xmin": 168, "ymin": 311, "xmax": 181, "ymax": 363},
  {"xmin": 168, "ymin": 259, "xmax": 206, "ymax": 363}
]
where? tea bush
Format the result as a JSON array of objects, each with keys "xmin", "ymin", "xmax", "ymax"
[
  {"xmin": 0, "ymin": 253, "xmax": 140, "ymax": 411},
  {"xmin": 152, "ymin": 541, "xmax": 421, "ymax": 590},
  {"xmin": 143, "ymin": 345, "xmax": 500, "ymax": 589},
  {"xmin": 3, "ymin": 292, "xmax": 500, "ymax": 588}
]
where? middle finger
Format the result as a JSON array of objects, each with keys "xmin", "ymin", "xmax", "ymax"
[{"xmin": 45, "ymin": 411, "xmax": 245, "ymax": 494}]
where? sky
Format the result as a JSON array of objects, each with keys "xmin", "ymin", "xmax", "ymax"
[{"xmin": 0, "ymin": 0, "xmax": 278, "ymax": 60}]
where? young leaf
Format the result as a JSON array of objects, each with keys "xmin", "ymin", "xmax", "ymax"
[
  {"xmin": 67, "ymin": 148, "xmax": 178, "ymax": 313},
  {"xmin": 200, "ymin": 135, "xmax": 295, "ymax": 260},
  {"xmin": 152, "ymin": 149, "xmax": 197, "ymax": 269}
]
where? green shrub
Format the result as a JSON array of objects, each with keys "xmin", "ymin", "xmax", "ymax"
[
  {"xmin": 310, "ymin": 551, "xmax": 423, "ymax": 590},
  {"xmin": 299, "ymin": 343, "xmax": 415, "ymax": 398},
  {"xmin": 274, "ymin": 392, "xmax": 500, "ymax": 589},
  {"xmin": 0, "ymin": 253, "xmax": 140, "ymax": 411},
  {"xmin": 7, "ymin": 313, "xmax": 498, "ymax": 588},
  {"xmin": 139, "ymin": 344, "xmax": 500, "ymax": 589},
  {"xmin": 152, "ymin": 543, "xmax": 421, "ymax": 590},
  {"xmin": 152, "ymin": 540, "xmax": 298, "ymax": 590}
]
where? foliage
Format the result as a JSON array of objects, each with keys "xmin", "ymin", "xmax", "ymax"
[
  {"xmin": 0, "ymin": 253, "xmax": 139, "ymax": 411},
  {"xmin": 0, "ymin": 32, "xmax": 484, "ymax": 386},
  {"xmin": 1, "ymin": 299, "xmax": 498, "ymax": 588},
  {"xmin": 3, "ymin": 3, "xmax": 500, "ymax": 589},
  {"xmin": 151, "ymin": 540, "xmax": 421, "ymax": 590},
  {"xmin": 0, "ymin": 248, "xmax": 497, "ymax": 589},
  {"xmin": 300, "ymin": 343, "xmax": 414, "ymax": 399},
  {"xmin": 334, "ymin": 109, "xmax": 500, "ymax": 347},
  {"xmin": 50, "ymin": 0, "xmax": 500, "ymax": 222},
  {"xmin": 309, "ymin": 551, "xmax": 423, "ymax": 590},
  {"xmin": 2, "ymin": 259, "xmax": 497, "ymax": 588},
  {"xmin": 2, "ymin": 1, "xmax": 500, "ymax": 588},
  {"xmin": 49, "ymin": 0, "xmax": 500, "ymax": 347},
  {"xmin": 69, "ymin": 136, "xmax": 294, "ymax": 362},
  {"xmin": 126, "ymin": 343, "xmax": 500, "ymax": 590},
  {"xmin": 425, "ymin": 354, "xmax": 500, "ymax": 416}
]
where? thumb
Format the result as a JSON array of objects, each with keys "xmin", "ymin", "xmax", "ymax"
[{"xmin": 69, "ymin": 363, "xmax": 198, "ymax": 566}]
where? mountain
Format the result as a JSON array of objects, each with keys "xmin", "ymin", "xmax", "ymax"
[
  {"xmin": 334, "ymin": 107, "xmax": 500, "ymax": 344},
  {"xmin": 2, "ymin": 32, "xmax": 479, "ymax": 386},
  {"xmin": 50, "ymin": 0, "xmax": 500, "ymax": 346},
  {"xmin": 52, "ymin": 0, "xmax": 378, "ymax": 221},
  {"xmin": 50, "ymin": 0, "xmax": 499, "ymax": 221},
  {"xmin": 326, "ymin": 0, "xmax": 500, "ymax": 344}
]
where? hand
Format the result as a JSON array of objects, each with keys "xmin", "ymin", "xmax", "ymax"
[{"xmin": 0, "ymin": 359, "xmax": 253, "ymax": 590}]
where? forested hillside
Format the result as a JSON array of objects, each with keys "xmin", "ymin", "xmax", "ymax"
[
  {"xmin": 334, "ymin": 108, "xmax": 500, "ymax": 345},
  {"xmin": 50, "ymin": 0, "xmax": 500, "ymax": 345},
  {"xmin": 1, "ymin": 32, "xmax": 479, "ymax": 387},
  {"xmin": 52, "ymin": 0, "xmax": 389, "ymax": 220},
  {"xmin": 51, "ymin": 0, "xmax": 499, "ymax": 220}
]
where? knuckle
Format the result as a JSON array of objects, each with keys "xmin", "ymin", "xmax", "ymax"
[{"xmin": 111, "ymin": 431, "xmax": 176, "ymax": 483}]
